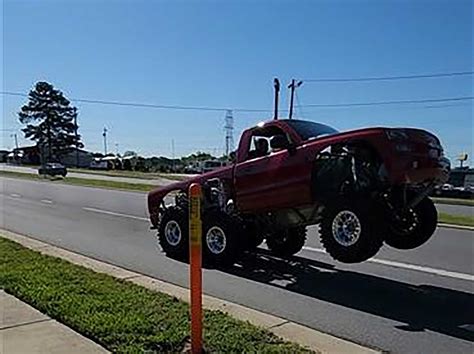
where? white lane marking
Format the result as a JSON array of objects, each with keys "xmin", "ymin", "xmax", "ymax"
[
  {"xmin": 41, "ymin": 199, "xmax": 53, "ymax": 204},
  {"xmin": 9, "ymin": 193, "xmax": 21, "ymax": 198},
  {"xmin": 368, "ymin": 258, "xmax": 474, "ymax": 282},
  {"xmin": 303, "ymin": 246, "xmax": 474, "ymax": 282},
  {"xmin": 82, "ymin": 207, "xmax": 149, "ymax": 221}
]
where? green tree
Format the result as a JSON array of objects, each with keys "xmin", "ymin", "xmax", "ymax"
[
  {"xmin": 180, "ymin": 151, "xmax": 215, "ymax": 165},
  {"xmin": 18, "ymin": 82, "xmax": 83, "ymax": 162}
]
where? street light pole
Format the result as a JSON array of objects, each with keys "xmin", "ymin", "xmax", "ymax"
[
  {"xmin": 74, "ymin": 109, "xmax": 79, "ymax": 167},
  {"xmin": 10, "ymin": 133, "xmax": 18, "ymax": 150},
  {"xmin": 171, "ymin": 139, "xmax": 175, "ymax": 172}
]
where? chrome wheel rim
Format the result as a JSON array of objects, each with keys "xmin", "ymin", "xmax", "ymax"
[
  {"xmin": 392, "ymin": 209, "xmax": 419, "ymax": 236},
  {"xmin": 206, "ymin": 226, "xmax": 227, "ymax": 255},
  {"xmin": 332, "ymin": 210, "xmax": 361, "ymax": 247},
  {"xmin": 164, "ymin": 220, "xmax": 182, "ymax": 246}
]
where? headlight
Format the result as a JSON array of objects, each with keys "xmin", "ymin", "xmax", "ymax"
[{"xmin": 386, "ymin": 129, "xmax": 409, "ymax": 140}]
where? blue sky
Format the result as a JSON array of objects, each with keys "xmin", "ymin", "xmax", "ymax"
[{"xmin": 1, "ymin": 0, "xmax": 472, "ymax": 163}]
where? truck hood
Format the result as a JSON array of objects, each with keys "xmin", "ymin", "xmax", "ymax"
[{"xmin": 302, "ymin": 126, "xmax": 440, "ymax": 147}]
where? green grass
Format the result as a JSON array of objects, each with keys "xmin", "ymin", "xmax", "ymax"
[
  {"xmin": 0, "ymin": 170, "xmax": 156, "ymax": 192},
  {"xmin": 432, "ymin": 197, "xmax": 474, "ymax": 207},
  {"xmin": 0, "ymin": 237, "xmax": 311, "ymax": 353},
  {"xmin": 70, "ymin": 168, "xmax": 191, "ymax": 181},
  {"xmin": 438, "ymin": 213, "xmax": 474, "ymax": 227}
]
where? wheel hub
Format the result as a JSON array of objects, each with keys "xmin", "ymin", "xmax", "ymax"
[
  {"xmin": 392, "ymin": 209, "xmax": 419, "ymax": 236},
  {"xmin": 206, "ymin": 226, "xmax": 227, "ymax": 255},
  {"xmin": 164, "ymin": 220, "xmax": 182, "ymax": 246},
  {"xmin": 332, "ymin": 210, "xmax": 362, "ymax": 246}
]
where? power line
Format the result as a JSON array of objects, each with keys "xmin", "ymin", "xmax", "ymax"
[
  {"xmin": 299, "ymin": 96, "xmax": 473, "ymax": 108},
  {"xmin": 294, "ymin": 91, "xmax": 305, "ymax": 119},
  {"xmin": 303, "ymin": 71, "xmax": 474, "ymax": 82},
  {"xmin": 0, "ymin": 91, "xmax": 272, "ymax": 113},
  {"xmin": 2, "ymin": 90, "xmax": 472, "ymax": 112}
]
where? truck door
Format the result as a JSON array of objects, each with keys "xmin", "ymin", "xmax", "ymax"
[{"xmin": 234, "ymin": 126, "xmax": 311, "ymax": 212}]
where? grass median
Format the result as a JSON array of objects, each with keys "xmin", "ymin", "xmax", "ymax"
[
  {"xmin": 69, "ymin": 168, "xmax": 190, "ymax": 181},
  {"xmin": 0, "ymin": 237, "xmax": 311, "ymax": 353},
  {"xmin": 432, "ymin": 197, "xmax": 474, "ymax": 207},
  {"xmin": 0, "ymin": 170, "xmax": 156, "ymax": 193},
  {"xmin": 438, "ymin": 213, "xmax": 474, "ymax": 227}
]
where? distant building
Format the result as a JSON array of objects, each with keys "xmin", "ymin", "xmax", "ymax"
[
  {"xmin": 448, "ymin": 167, "xmax": 474, "ymax": 188},
  {"xmin": 7, "ymin": 145, "xmax": 92, "ymax": 168},
  {"xmin": 59, "ymin": 149, "xmax": 93, "ymax": 168},
  {"xmin": 8, "ymin": 146, "xmax": 41, "ymax": 165}
]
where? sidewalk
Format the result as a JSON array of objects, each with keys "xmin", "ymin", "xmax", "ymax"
[{"xmin": 1, "ymin": 290, "xmax": 108, "ymax": 354}]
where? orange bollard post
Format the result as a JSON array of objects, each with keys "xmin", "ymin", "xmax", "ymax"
[{"xmin": 189, "ymin": 183, "xmax": 202, "ymax": 354}]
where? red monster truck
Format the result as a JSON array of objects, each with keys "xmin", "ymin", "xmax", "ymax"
[{"xmin": 147, "ymin": 119, "xmax": 450, "ymax": 265}]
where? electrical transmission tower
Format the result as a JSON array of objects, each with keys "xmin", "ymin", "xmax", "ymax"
[{"xmin": 224, "ymin": 110, "xmax": 234, "ymax": 157}]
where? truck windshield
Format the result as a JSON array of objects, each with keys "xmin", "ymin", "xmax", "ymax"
[{"xmin": 286, "ymin": 120, "xmax": 339, "ymax": 141}]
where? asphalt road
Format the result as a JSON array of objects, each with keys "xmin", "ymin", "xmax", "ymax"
[{"xmin": 1, "ymin": 177, "xmax": 473, "ymax": 354}]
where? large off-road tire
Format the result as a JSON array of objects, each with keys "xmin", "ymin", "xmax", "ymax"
[
  {"xmin": 266, "ymin": 227, "xmax": 307, "ymax": 256},
  {"xmin": 320, "ymin": 199, "xmax": 383, "ymax": 263},
  {"xmin": 242, "ymin": 220, "xmax": 264, "ymax": 250},
  {"xmin": 158, "ymin": 206, "xmax": 189, "ymax": 260},
  {"xmin": 202, "ymin": 211, "xmax": 243, "ymax": 266},
  {"xmin": 247, "ymin": 233, "xmax": 265, "ymax": 250},
  {"xmin": 384, "ymin": 197, "xmax": 437, "ymax": 250}
]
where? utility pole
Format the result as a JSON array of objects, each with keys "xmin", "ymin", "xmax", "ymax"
[
  {"xmin": 224, "ymin": 110, "xmax": 234, "ymax": 158},
  {"xmin": 273, "ymin": 78, "xmax": 280, "ymax": 120},
  {"xmin": 115, "ymin": 143, "xmax": 119, "ymax": 155},
  {"xmin": 171, "ymin": 139, "xmax": 175, "ymax": 172},
  {"xmin": 10, "ymin": 133, "xmax": 18, "ymax": 150},
  {"xmin": 47, "ymin": 116, "xmax": 52, "ymax": 162},
  {"xmin": 103, "ymin": 127, "xmax": 108, "ymax": 155},
  {"xmin": 288, "ymin": 79, "xmax": 303, "ymax": 120},
  {"xmin": 74, "ymin": 109, "xmax": 79, "ymax": 167}
]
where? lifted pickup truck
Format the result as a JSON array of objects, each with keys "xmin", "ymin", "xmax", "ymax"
[{"xmin": 148, "ymin": 119, "xmax": 450, "ymax": 265}]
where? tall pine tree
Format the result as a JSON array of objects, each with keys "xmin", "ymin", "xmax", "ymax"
[{"xmin": 18, "ymin": 82, "xmax": 83, "ymax": 162}]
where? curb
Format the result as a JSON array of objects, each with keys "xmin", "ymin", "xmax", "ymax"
[
  {"xmin": 1, "ymin": 229, "xmax": 380, "ymax": 354},
  {"xmin": 438, "ymin": 223, "xmax": 474, "ymax": 231}
]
